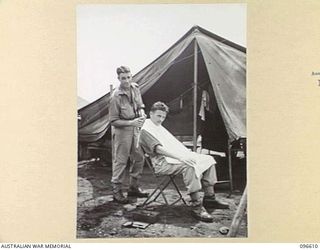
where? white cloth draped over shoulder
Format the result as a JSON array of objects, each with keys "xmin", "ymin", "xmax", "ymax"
[{"xmin": 141, "ymin": 119, "xmax": 216, "ymax": 178}]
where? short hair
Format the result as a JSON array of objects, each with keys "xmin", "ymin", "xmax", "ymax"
[
  {"xmin": 116, "ymin": 66, "xmax": 131, "ymax": 76},
  {"xmin": 150, "ymin": 101, "xmax": 169, "ymax": 113}
]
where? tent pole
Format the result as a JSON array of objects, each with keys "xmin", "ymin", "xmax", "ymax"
[
  {"xmin": 193, "ymin": 39, "xmax": 198, "ymax": 152},
  {"xmin": 228, "ymin": 139, "xmax": 234, "ymax": 193},
  {"xmin": 110, "ymin": 84, "xmax": 114, "ymax": 167}
]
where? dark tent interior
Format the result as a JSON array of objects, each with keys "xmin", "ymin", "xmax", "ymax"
[{"xmin": 142, "ymin": 41, "xmax": 229, "ymax": 152}]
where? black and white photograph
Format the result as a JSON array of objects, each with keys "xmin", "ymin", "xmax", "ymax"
[{"xmin": 77, "ymin": 4, "xmax": 247, "ymax": 238}]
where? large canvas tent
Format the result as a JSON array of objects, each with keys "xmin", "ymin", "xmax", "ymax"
[{"xmin": 78, "ymin": 25, "xmax": 246, "ymax": 155}]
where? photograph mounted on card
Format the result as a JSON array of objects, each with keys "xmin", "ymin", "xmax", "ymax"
[{"xmin": 77, "ymin": 4, "xmax": 247, "ymax": 238}]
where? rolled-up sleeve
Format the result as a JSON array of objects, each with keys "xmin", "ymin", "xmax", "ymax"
[
  {"xmin": 109, "ymin": 96, "xmax": 120, "ymax": 123},
  {"xmin": 139, "ymin": 129, "xmax": 162, "ymax": 156}
]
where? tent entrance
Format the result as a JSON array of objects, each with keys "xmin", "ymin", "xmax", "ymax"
[{"xmin": 142, "ymin": 41, "xmax": 228, "ymax": 153}]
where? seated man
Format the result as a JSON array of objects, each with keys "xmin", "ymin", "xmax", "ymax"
[{"xmin": 139, "ymin": 101, "xmax": 229, "ymax": 223}]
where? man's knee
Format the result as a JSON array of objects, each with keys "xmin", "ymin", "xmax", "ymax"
[
  {"xmin": 114, "ymin": 145, "xmax": 131, "ymax": 163},
  {"xmin": 183, "ymin": 165, "xmax": 197, "ymax": 178},
  {"xmin": 182, "ymin": 166, "xmax": 201, "ymax": 191}
]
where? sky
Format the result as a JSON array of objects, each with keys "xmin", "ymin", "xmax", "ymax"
[{"xmin": 77, "ymin": 4, "xmax": 246, "ymax": 103}]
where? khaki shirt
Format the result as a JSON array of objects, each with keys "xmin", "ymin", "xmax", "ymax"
[
  {"xmin": 109, "ymin": 83, "xmax": 145, "ymax": 123},
  {"xmin": 140, "ymin": 129, "xmax": 167, "ymax": 169}
]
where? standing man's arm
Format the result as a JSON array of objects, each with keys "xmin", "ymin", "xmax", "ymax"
[
  {"xmin": 112, "ymin": 118, "xmax": 145, "ymax": 128},
  {"xmin": 109, "ymin": 95, "xmax": 145, "ymax": 128}
]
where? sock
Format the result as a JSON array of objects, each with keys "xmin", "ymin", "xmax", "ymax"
[
  {"xmin": 190, "ymin": 191, "xmax": 201, "ymax": 203},
  {"xmin": 129, "ymin": 177, "xmax": 139, "ymax": 189},
  {"xmin": 112, "ymin": 184, "xmax": 122, "ymax": 193},
  {"xmin": 203, "ymin": 186, "xmax": 215, "ymax": 198}
]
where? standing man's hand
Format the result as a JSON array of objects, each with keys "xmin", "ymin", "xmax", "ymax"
[
  {"xmin": 138, "ymin": 109, "xmax": 146, "ymax": 117},
  {"xmin": 131, "ymin": 117, "xmax": 146, "ymax": 128}
]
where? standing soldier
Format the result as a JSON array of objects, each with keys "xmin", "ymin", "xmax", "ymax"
[{"xmin": 109, "ymin": 66, "xmax": 148, "ymax": 204}]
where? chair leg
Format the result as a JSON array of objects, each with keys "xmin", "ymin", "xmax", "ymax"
[
  {"xmin": 170, "ymin": 176, "xmax": 187, "ymax": 205},
  {"xmin": 161, "ymin": 191, "xmax": 169, "ymax": 205},
  {"xmin": 142, "ymin": 178, "xmax": 166, "ymax": 206},
  {"xmin": 153, "ymin": 178, "xmax": 171, "ymax": 205},
  {"xmin": 156, "ymin": 176, "xmax": 187, "ymax": 206},
  {"xmin": 142, "ymin": 177, "xmax": 171, "ymax": 207},
  {"xmin": 142, "ymin": 175, "xmax": 187, "ymax": 207}
]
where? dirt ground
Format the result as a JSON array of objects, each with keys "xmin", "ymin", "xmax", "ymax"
[{"xmin": 77, "ymin": 161, "xmax": 247, "ymax": 238}]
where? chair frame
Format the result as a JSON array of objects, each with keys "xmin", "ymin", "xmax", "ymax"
[{"xmin": 142, "ymin": 155, "xmax": 187, "ymax": 207}]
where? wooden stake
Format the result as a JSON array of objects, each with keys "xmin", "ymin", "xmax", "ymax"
[{"xmin": 227, "ymin": 186, "xmax": 247, "ymax": 237}]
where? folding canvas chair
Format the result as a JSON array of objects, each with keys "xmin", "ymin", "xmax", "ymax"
[{"xmin": 141, "ymin": 154, "xmax": 187, "ymax": 208}]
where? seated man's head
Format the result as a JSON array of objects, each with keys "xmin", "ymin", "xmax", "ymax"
[
  {"xmin": 116, "ymin": 66, "xmax": 132, "ymax": 88},
  {"xmin": 149, "ymin": 102, "xmax": 169, "ymax": 126}
]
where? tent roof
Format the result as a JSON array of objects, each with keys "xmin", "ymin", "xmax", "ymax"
[{"xmin": 78, "ymin": 25, "xmax": 246, "ymax": 143}]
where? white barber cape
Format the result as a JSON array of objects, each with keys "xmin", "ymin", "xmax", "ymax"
[{"xmin": 141, "ymin": 119, "xmax": 216, "ymax": 178}]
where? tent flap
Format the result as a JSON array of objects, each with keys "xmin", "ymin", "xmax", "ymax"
[{"xmin": 197, "ymin": 34, "xmax": 246, "ymax": 141}]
